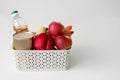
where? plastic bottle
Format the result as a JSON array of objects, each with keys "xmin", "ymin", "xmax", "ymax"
[{"xmin": 11, "ymin": 10, "xmax": 29, "ymax": 33}]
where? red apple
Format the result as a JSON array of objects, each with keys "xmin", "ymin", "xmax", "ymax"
[
  {"xmin": 33, "ymin": 33, "xmax": 54, "ymax": 50},
  {"xmin": 48, "ymin": 22, "xmax": 64, "ymax": 37},
  {"xmin": 33, "ymin": 33, "xmax": 47, "ymax": 50},
  {"xmin": 55, "ymin": 36, "xmax": 72, "ymax": 50},
  {"xmin": 46, "ymin": 35, "xmax": 54, "ymax": 50}
]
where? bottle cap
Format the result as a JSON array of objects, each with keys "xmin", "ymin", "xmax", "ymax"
[{"xmin": 11, "ymin": 10, "xmax": 18, "ymax": 16}]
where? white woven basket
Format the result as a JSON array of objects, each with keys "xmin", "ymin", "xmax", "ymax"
[{"xmin": 14, "ymin": 50, "xmax": 70, "ymax": 71}]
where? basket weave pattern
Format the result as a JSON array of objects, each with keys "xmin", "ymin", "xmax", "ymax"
[{"xmin": 15, "ymin": 50, "xmax": 70, "ymax": 70}]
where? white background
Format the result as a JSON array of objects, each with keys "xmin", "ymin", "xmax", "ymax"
[{"xmin": 0, "ymin": 0, "xmax": 120, "ymax": 80}]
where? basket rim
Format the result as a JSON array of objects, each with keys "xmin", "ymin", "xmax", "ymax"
[
  {"xmin": 14, "ymin": 50, "xmax": 70, "ymax": 54},
  {"xmin": 14, "ymin": 50, "xmax": 70, "ymax": 51}
]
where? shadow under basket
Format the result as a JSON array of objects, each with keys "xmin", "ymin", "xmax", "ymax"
[{"xmin": 14, "ymin": 50, "xmax": 70, "ymax": 71}]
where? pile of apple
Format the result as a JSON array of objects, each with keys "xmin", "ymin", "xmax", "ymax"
[{"xmin": 33, "ymin": 21, "xmax": 74, "ymax": 50}]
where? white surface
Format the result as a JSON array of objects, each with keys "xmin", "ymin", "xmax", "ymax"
[{"xmin": 0, "ymin": 0, "xmax": 120, "ymax": 80}]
